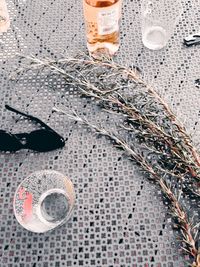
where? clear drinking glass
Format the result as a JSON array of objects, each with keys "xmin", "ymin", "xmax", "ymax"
[
  {"xmin": 13, "ymin": 170, "xmax": 75, "ymax": 233},
  {"xmin": 141, "ymin": 0, "xmax": 182, "ymax": 50}
]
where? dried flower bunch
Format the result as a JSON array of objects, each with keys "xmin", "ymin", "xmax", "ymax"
[{"xmin": 17, "ymin": 54, "xmax": 200, "ymax": 266}]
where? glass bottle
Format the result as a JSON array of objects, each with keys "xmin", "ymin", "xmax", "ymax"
[
  {"xmin": 0, "ymin": 0, "xmax": 10, "ymax": 33},
  {"xmin": 83, "ymin": 0, "xmax": 122, "ymax": 57}
]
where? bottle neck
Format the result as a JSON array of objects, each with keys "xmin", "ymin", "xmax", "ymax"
[{"xmin": 85, "ymin": 0, "xmax": 119, "ymax": 8}]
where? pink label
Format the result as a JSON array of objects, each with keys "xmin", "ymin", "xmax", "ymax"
[{"xmin": 83, "ymin": 0, "xmax": 122, "ymax": 35}]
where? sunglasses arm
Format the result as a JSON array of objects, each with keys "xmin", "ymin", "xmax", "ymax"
[{"xmin": 5, "ymin": 104, "xmax": 53, "ymax": 131}]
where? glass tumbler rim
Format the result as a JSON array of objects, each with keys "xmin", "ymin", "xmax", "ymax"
[{"xmin": 13, "ymin": 169, "xmax": 76, "ymax": 233}]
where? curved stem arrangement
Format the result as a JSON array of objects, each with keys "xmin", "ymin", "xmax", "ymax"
[{"xmin": 17, "ymin": 54, "xmax": 200, "ymax": 266}]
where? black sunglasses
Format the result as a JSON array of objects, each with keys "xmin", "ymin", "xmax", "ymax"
[{"xmin": 0, "ymin": 105, "xmax": 65, "ymax": 152}]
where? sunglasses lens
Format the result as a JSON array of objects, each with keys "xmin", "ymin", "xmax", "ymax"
[
  {"xmin": 0, "ymin": 130, "xmax": 22, "ymax": 151},
  {"xmin": 26, "ymin": 129, "xmax": 65, "ymax": 152}
]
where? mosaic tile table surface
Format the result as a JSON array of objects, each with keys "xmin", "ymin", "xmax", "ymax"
[{"xmin": 0, "ymin": 0, "xmax": 200, "ymax": 266}]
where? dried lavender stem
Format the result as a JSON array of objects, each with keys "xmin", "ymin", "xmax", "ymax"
[
  {"xmin": 57, "ymin": 56, "xmax": 200, "ymax": 167},
  {"xmin": 16, "ymin": 54, "xmax": 200, "ymax": 266},
  {"xmin": 53, "ymin": 107, "xmax": 200, "ymax": 267},
  {"xmin": 75, "ymin": 85, "xmax": 200, "ymax": 182},
  {"xmin": 79, "ymin": 57, "xmax": 200, "ymax": 168},
  {"xmin": 18, "ymin": 55, "xmax": 200, "ymax": 183},
  {"xmin": 136, "ymin": 79, "xmax": 200, "ymax": 168},
  {"xmin": 110, "ymin": 96, "xmax": 188, "ymax": 153}
]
